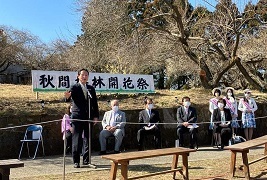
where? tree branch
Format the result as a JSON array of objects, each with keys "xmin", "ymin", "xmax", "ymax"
[
  {"xmin": 212, "ymin": 57, "xmax": 236, "ymax": 86},
  {"xmin": 164, "ymin": 0, "xmax": 187, "ymax": 40},
  {"xmin": 235, "ymin": 57, "xmax": 265, "ymax": 91},
  {"xmin": 232, "ymin": 32, "xmax": 240, "ymax": 57}
]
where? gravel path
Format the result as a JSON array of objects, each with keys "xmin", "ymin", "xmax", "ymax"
[{"xmin": 10, "ymin": 146, "xmax": 265, "ymax": 179}]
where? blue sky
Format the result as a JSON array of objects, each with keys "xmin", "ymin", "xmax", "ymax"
[
  {"xmin": 0, "ymin": 0, "xmax": 259, "ymax": 44},
  {"xmin": 0, "ymin": 0, "xmax": 82, "ymax": 44}
]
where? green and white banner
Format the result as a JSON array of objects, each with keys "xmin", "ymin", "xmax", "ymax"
[{"xmin": 32, "ymin": 70, "xmax": 155, "ymax": 93}]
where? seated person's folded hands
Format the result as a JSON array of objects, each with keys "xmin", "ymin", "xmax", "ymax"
[
  {"xmin": 144, "ymin": 124, "xmax": 156, "ymax": 130},
  {"xmin": 183, "ymin": 122, "xmax": 189, "ymax": 127}
]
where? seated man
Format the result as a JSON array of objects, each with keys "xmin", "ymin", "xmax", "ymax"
[
  {"xmin": 177, "ymin": 96, "xmax": 198, "ymax": 149},
  {"xmin": 99, "ymin": 99, "xmax": 126, "ymax": 155},
  {"xmin": 137, "ymin": 98, "xmax": 161, "ymax": 151}
]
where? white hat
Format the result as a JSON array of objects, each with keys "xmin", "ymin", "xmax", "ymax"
[
  {"xmin": 225, "ymin": 87, "xmax": 235, "ymax": 92},
  {"xmin": 212, "ymin": 88, "xmax": 221, "ymax": 96},
  {"xmin": 244, "ymin": 89, "xmax": 252, "ymax": 94}
]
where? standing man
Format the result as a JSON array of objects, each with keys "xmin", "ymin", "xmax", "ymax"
[
  {"xmin": 99, "ymin": 99, "xmax": 126, "ymax": 155},
  {"xmin": 64, "ymin": 69, "xmax": 99, "ymax": 168},
  {"xmin": 177, "ymin": 96, "xmax": 198, "ymax": 149},
  {"xmin": 137, "ymin": 98, "xmax": 161, "ymax": 151}
]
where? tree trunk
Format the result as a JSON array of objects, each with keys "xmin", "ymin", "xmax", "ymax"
[
  {"xmin": 180, "ymin": 43, "xmax": 212, "ymax": 89},
  {"xmin": 157, "ymin": 68, "xmax": 165, "ymax": 89},
  {"xmin": 235, "ymin": 58, "xmax": 264, "ymax": 91},
  {"xmin": 212, "ymin": 58, "xmax": 237, "ymax": 86}
]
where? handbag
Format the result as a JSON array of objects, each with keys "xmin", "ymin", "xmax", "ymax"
[
  {"xmin": 231, "ymin": 134, "xmax": 246, "ymax": 144},
  {"xmin": 209, "ymin": 122, "xmax": 214, "ymax": 130}
]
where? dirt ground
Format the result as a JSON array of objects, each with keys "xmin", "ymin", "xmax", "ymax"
[{"xmin": 12, "ymin": 151, "xmax": 267, "ymax": 180}]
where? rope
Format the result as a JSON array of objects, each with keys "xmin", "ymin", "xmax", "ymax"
[{"xmin": 0, "ymin": 115, "xmax": 267, "ymax": 131}]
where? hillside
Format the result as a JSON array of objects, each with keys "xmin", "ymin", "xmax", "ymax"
[{"xmin": 0, "ymin": 84, "xmax": 266, "ymax": 117}]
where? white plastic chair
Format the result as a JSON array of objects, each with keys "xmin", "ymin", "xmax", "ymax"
[{"xmin": 18, "ymin": 125, "xmax": 45, "ymax": 160}]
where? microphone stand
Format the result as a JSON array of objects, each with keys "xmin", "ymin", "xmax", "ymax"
[
  {"xmin": 63, "ymin": 118, "xmax": 66, "ymax": 180},
  {"xmin": 87, "ymin": 90, "xmax": 96, "ymax": 169}
]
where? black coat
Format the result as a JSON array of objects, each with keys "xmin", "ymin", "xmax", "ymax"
[
  {"xmin": 212, "ymin": 108, "xmax": 232, "ymax": 128},
  {"xmin": 177, "ymin": 106, "xmax": 197, "ymax": 126},
  {"xmin": 66, "ymin": 83, "xmax": 99, "ymax": 120},
  {"xmin": 138, "ymin": 109, "xmax": 160, "ymax": 129}
]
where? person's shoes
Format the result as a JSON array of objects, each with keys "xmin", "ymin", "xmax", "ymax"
[
  {"xmin": 83, "ymin": 162, "xmax": 89, "ymax": 165},
  {"xmin": 189, "ymin": 144, "xmax": 198, "ymax": 150},
  {"xmin": 99, "ymin": 151, "xmax": 106, "ymax": 155},
  {"xmin": 220, "ymin": 144, "xmax": 225, "ymax": 150},
  {"xmin": 74, "ymin": 163, "xmax": 80, "ymax": 168},
  {"xmin": 114, "ymin": 150, "xmax": 120, "ymax": 154}
]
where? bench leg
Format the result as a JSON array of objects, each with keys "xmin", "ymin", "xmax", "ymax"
[
  {"xmin": 230, "ymin": 151, "xmax": 237, "ymax": 177},
  {"xmin": 182, "ymin": 153, "xmax": 189, "ymax": 180},
  {"xmin": 242, "ymin": 151, "xmax": 250, "ymax": 179},
  {"xmin": 120, "ymin": 161, "xmax": 129, "ymax": 180},
  {"xmin": 110, "ymin": 161, "xmax": 118, "ymax": 180},
  {"xmin": 0, "ymin": 168, "xmax": 10, "ymax": 180},
  {"xmin": 171, "ymin": 154, "xmax": 179, "ymax": 179}
]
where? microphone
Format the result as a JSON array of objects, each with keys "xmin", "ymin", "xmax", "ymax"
[
  {"xmin": 85, "ymin": 83, "xmax": 92, "ymax": 98},
  {"xmin": 87, "ymin": 90, "xmax": 92, "ymax": 98}
]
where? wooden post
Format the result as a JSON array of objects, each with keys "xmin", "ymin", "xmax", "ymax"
[
  {"xmin": 172, "ymin": 154, "xmax": 179, "ymax": 179},
  {"xmin": 242, "ymin": 150, "xmax": 250, "ymax": 179},
  {"xmin": 0, "ymin": 168, "xmax": 10, "ymax": 180},
  {"xmin": 110, "ymin": 161, "xmax": 118, "ymax": 180},
  {"xmin": 182, "ymin": 153, "xmax": 189, "ymax": 180},
  {"xmin": 230, "ymin": 151, "xmax": 237, "ymax": 177},
  {"xmin": 36, "ymin": 92, "xmax": 39, "ymax": 99},
  {"xmin": 120, "ymin": 161, "xmax": 129, "ymax": 180}
]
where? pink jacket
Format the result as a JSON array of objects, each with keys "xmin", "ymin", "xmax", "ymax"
[{"xmin": 61, "ymin": 114, "xmax": 71, "ymax": 140}]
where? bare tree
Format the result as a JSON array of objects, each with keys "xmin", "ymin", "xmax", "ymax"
[
  {"xmin": 69, "ymin": 0, "xmax": 169, "ymax": 77},
  {"xmin": 126, "ymin": 0, "xmax": 267, "ymax": 90},
  {"xmin": 0, "ymin": 26, "xmax": 47, "ymax": 73}
]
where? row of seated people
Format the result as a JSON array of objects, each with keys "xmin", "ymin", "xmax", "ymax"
[
  {"xmin": 99, "ymin": 97, "xmax": 199, "ymax": 155},
  {"xmin": 63, "ymin": 97, "xmax": 234, "ymax": 155},
  {"xmin": 99, "ymin": 98, "xmax": 162, "ymax": 155}
]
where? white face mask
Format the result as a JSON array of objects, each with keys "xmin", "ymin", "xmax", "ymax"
[
  {"xmin": 218, "ymin": 103, "xmax": 224, "ymax": 109},
  {"xmin": 148, "ymin": 104, "xmax": 153, "ymax": 110},
  {"xmin": 227, "ymin": 92, "xmax": 232, "ymax": 97},
  {"xmin": 183, "ymin": 101, "xmax": 191, "ymax": 107},
  {"xmin": 112, "ymin": 105, "xmax": 119, "ymax": 112},
  {"xmin": 245, "ymin": 93, "xmax": 250, "ymax": 98},
  {"xmin": 215, "ymin": 93, "xmax": 220, "ymax": 97}
]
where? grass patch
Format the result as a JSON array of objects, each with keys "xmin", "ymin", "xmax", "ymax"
[{"xmin": 0, "ymin": 84, "xmax": 266, "ymax": 117}]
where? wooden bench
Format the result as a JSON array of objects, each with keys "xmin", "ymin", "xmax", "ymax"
[
  {"xmin": 101, "ymin": 147, "xmax": 196, "ymax": 180},
  {"xmin": 0, "ymin": 159, "xmax": 24, "ymax": 180},
  {"xmin": 225, "ymin": 135, "xmax": 267, "ymax": 179}
]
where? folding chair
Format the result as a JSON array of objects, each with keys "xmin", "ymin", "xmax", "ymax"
[{"xmin": 18, "ymin": 125, "xmax": 45, "ymax": 160}]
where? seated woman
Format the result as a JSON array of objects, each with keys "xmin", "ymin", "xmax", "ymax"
[{"xmin": 212, "ymin": 98, "xmax": 232, "ymax": 150}]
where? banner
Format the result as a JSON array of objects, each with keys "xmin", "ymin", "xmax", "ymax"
[{"xmin": 32, "ymin": 70, "xmax": 155, "ymax": 93}]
